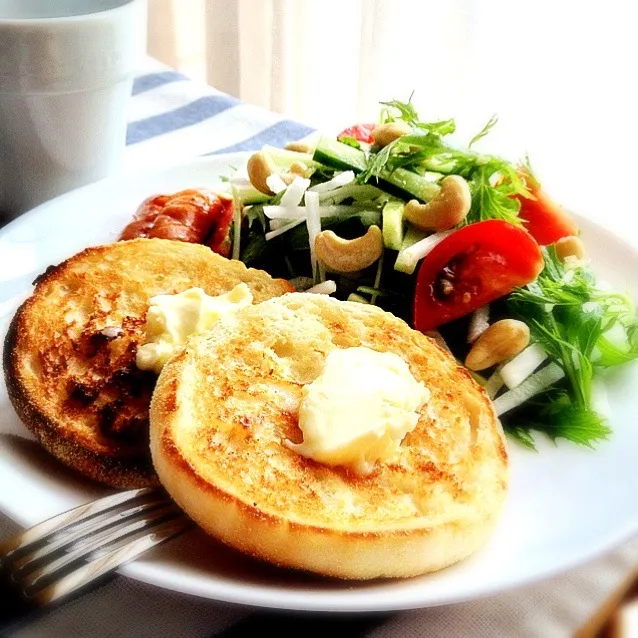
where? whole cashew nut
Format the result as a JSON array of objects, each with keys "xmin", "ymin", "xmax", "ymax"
[
  {"xmin": 404, "ymin": 175, "xmax": 472, "ymax": 231},
  {"xmin": 246, "ymin": 151, "xmax": 280, "ymax": 195},
  {"xmin": 289, "ymin": 161, "xmax": 311, "ymax": 178},
  {"xmin": 555, "ymin": 235, "xmax": 586, "ymax": 262},
  {"xmin": 465, "ymin": 319, "xmax": 530, "ymax": 371},
  {"xmin": 371, "ymin": 121, "xmax": 412, "ymax": 147},
  {"xmin": 315, "ymin": 226, "xmax": 383, "ymax": 273},
  {"xmin": 284, "ymin": 141, "xmax": 312, "ymax": 153}
]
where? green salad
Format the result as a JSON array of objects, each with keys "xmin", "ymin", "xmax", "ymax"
[{"xmin": 227, "ymin": 99, "xmax": 638, "ymax": 449}]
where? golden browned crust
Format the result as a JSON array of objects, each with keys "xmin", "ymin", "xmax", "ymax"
[
  {"xmin": 150, "ymin": 293, "xmax": 509, "ymax": 579},
  {"xmin": 3, "ymin": 238, "xmax": 293, "ymax": 489}
]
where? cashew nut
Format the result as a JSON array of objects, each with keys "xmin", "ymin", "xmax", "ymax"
[
  {"xmin": 555, "ymin": 235, "xmax": 586, "ymax": 262},
  {"xmin": 404, "ymin": 175, "xmax": 472, "ymax": 231},
  {"xmin": 371, "ymin": 121, "xmax": 412, "ymax": 147},
  {"xmin": 290, "ymin": 161, "xmax": 311, "ymax": 178},
  {"xmin": 465, "ymin": 319, "xmax": 530, "ymax": 371},
  {"xmin": 284, "ymin": 141, "xmax": 312, "ymax": 153},
  {"xmin": 315, "ymin": 226, "xmax": 383, "ymax": 273},
  {"xmin": 246, "ymin": 151, "xmax": 280, "ymax": 195}
]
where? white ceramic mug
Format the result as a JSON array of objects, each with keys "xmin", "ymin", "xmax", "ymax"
[{"xmin": 0, "ymin": 0, "xmax": 147, "ymax": 221}]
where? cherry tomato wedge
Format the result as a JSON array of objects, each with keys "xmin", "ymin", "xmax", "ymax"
[
  {"xmin": 413, "ymin": 220, "xmax": 543, "ymax": 331},
  {"xmin": 337, "ymin": 123, "xmax": 376, "ymax": 145},
  {"xmin": 514, "ymin": 174, "xmax": 579, "ymax": 245}
]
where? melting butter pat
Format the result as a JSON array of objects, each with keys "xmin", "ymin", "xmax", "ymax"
[
  {"xmin": 136, "ymin": 284, "xmax": 252, "ymax": 374},
  {"xmin": 289, "ymin": 347, "xmax": 430, "ymax": 475}
]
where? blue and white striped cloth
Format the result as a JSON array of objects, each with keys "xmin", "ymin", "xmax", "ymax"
[
  {"xmin": 123, "ymin": 60, "xmax": 314, "ymax": 171},
  {"xmin": 4, "ymin": 61, "xmax": 638, "ymax": 638}
]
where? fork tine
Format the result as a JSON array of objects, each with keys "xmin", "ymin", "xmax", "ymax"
[
  {"xmin": 23, "ymin": 503, "xmax": 183, "ymax": 589},
  {"xmin": 10, "ymin": 492, "xmax": 170, "ymax": 572},
  {"xmin": 32, "ymin": 515, "xmax": 192, "ymax": 606},
  {"xmin": 22, "ymin": 504, "xmax": 181, "ymax": 590},
  {"xmin": 0, "ymin": 487, "xmax": 156, "ymax": 558}
]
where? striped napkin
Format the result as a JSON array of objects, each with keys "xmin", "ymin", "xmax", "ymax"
[
  {"xmin": 123, "ymin": 59, "xmax": 314, "ymax": 171},
  {"xmin": 3, "ymin": 59, "xmax": 638, "ymax": 638}
]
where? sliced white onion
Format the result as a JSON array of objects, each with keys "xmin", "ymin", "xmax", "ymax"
[
  {"xmin": 263, "ymin": 204, "xmax": 363, "ymax": 220},
  {"xmin": 229, "ymin": 169, "xmax": 250, "ymax": 184},
  {"xmin": 318, "ymin": 183, "xmax": 382, "ymax": 204},
  {"xmin": 467, "ymin": 305, "xmax": 490, "ymax": 343},
  {"xmin": 484, "ymin": 370, "xmax": 504, "ymax": 399},
  {"xmin": 493, "ymin": 362, "xmax": 564, "ymax": 416},
  {"xmin": 305, "ymin": 280, "xmax": 337, "ymax": 295},
  {"xmin": 268, "ymin": 218, "xmax": 291, "ymax": 231},
  {"xmin": 280, "ymin": 176, "xmax": 311, "ymax": 207},
  {"xmin": 500, "ymin": 343, "xmax": 548, "ymax": 390},
  {"xmin": 395, "ymin": 229, "xmax": 455, "ymax": 275},
  {"xmin": 308, "ymin": 170, "xmax": 355, "ymax": 194},
  {"xmin": 266, "ymin": 174, "xmax": 288, "ymax": 194},
  {"xmin": 265, "ymin": 218, "xmax": 304, "ymax": 241},
  {"xmin": 404, "ymin": 229, "xmax": 455, "ymax": 262},
  {"xmin": 305, "ymin": 191, "xmax": 321, "ymax": 282}
]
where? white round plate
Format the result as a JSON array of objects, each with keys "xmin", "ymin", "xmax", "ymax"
[{"xmin": 1, "ymin": 154, "xmax": 637, "ymax": 612}]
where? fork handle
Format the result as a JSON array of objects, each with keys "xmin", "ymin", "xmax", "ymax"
[
  {"xmin": 0, "ymin": 565, "xmax": 116, "ymax": 636},
  {"xmin": 0, "ymin": 566, "xmax": 37, "ymax": 635}
]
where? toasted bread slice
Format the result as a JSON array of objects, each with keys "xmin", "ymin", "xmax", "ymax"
[
  {"xmin": 3, "ymin": 238, "xmax": 293, "ymax": 488},
  {"xmin": 150, "ymin": 293, "xmax": 509, "ymax": 579}
]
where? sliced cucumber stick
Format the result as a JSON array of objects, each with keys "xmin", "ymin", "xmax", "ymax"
[
  {"xmin": 313, "ymin": 136, "xmax": 441, "ymax": 202},
  {"xmin": 233, "ymin": 183, "xmax": 271, "ymax": 205},
  {"xmin": 394, "ymin": 226, "xmax": 428, "ymax": 274},
  {"xmin": 382, "ymin": 201, "xmax": 405, "ymax": 250},
  {"xmin": 313, "ymin": 136, "xmax": 367, "ymax": 172}
]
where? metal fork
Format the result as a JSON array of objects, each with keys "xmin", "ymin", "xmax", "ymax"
[{"xmin": 0, "ymin": 488, "xmax": 192, "ymax": 634}]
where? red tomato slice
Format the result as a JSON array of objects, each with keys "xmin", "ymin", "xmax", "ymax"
[
  {"xmin": 515, "ymin": 175, "xmax": 579, "ymax": 245},
  {"xmin": 413, "ymin": 220, "xmax": 543, "ymax": 331},
  {"xmin": 337, "ymin": 123, "xmax": 376, "ymax": 145}
]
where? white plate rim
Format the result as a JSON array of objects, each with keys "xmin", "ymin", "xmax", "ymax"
[{"xmin": 1, "ymin": 152, "xmax": 637, "ymax": 613}]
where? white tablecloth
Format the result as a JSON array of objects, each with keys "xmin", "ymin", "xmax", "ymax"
[{"xmin": 1, "ymin": 58, "xmax": 637, "ymax": 638}]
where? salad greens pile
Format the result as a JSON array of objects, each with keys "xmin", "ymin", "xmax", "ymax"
[
  {"xmin": 505, "ymin": 246, "xmax": 638, "ymax": 448},
  {"xmin": 230, "ymin": 98, "xmax": 638, "ymax": 450}
]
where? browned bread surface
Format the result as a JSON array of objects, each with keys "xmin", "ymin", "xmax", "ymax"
[
  {"xmin": 150, "ymin": 293, "xmax": 509, "ymax": 579},
  {"xmin": 3, "ymin": 238, "xmax": 293, "ymax": 488}
]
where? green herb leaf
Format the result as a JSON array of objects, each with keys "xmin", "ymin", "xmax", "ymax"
[
  {"xmin": 595, "ymin": 334, "xmax": 638, "ymax": 366},
  {"xmin": 243, "ymin": 205, "xmax": 267, "ymax": 232},
  {"xmin": 380, "ymin": 97, "xmax": 457, "ymax": 136},
  {"xmin": 240, "ymin": 232, "xmax": 268, "ymax": 266},
  {"xmin": 338, "ymin": 135, "xmax": 361, "ymax": 149},
  {"xmin": 508, "ymin": 247, "xmax": 603, "ymax": 407},
  {"xmin": 358, "ymin": 99, "xmax": 533, "ymax": 226},
  {"xmin": 505, "ymin": 425, "xmax": 539, "ymax": 450},
  {"xmin": 507, "ymin": 246, "xmax": 638, "ymax": 447},
  {"xmin": 466, "ymin": 164, "xmax": 524, "ymax": 226},
  {"xmin": 502, "ymin": 388, "xmax": 612, "ymax": 449},
  {"xmin": 468, "ymin": 114, "xmax": 498, "ymax": 148}
]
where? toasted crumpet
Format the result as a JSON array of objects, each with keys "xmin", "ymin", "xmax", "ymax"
[
  {"xmin": 150, "ymin": 293, "xmax": 508, "ymax": 579},
  {"xmin": 4, "ymin": 238, "xmax": 293, "ymax": 488}
]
